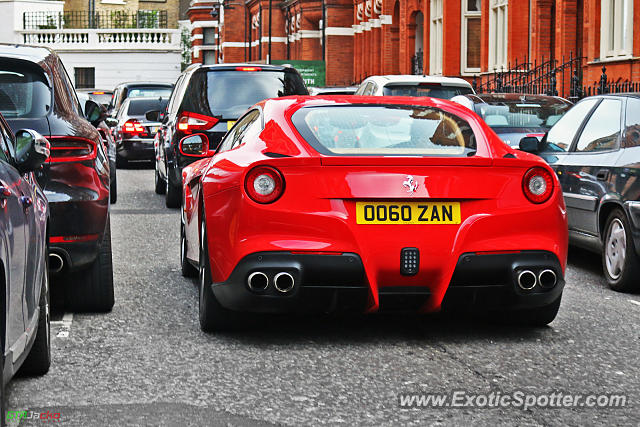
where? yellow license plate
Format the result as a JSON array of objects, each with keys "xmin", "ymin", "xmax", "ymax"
[
  {"xmin": 227, "ymin": 121, "xmax": 236, "ymax": 130},
  {"xmin": 356, "ymin": 202, "xmax": 461, "ymax": 224}
]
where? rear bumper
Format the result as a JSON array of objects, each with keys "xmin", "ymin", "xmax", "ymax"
[
  {"xmin": 210, "ymin": 251, "xmax": 564, "ymax": 314},
  {"xmin": 117, "ymin": 139, "xmax": 155, "ymax": 160}
]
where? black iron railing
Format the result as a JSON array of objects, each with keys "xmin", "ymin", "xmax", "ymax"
[
  {"xmin": 412, "ymin": 50, "xmax": 423, "ymax": 75},
  {"xmin": 23, "ymin": 10, "xmax": 168, "ymax": 30}
]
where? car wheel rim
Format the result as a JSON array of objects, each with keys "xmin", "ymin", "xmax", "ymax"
[{"xmin": 605, "ymin": 218, "xmax": 627, "ymax": 280}]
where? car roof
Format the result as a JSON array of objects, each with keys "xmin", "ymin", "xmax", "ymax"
[
  {"xmin": 116, "ymin": 82, "xmax": 174, "ymax": 88},
  {"xmin": 363, "ymin": 75, "xmax": 473, "ymax": 88},
  {"xmin": 0, "ymin": 43, "xmax": 55, "ymax": 62},
  {"xmin": 580, "ymin": 92, "xmax": 640, "ymax": 100},
  {"xmin": 460, "ymin": 93, "xmax": 572, "ymax": 104}
]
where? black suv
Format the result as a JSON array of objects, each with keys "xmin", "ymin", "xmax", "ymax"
[
  {"xmin": 0, "ymin": 44, "xmax": 114, "ymax": 312},
  {"xmin": 521, "ymin": 93, "xmax": 640, "ymax": 293},
  {"xmin": 108, "ymin": 82, "xmax": 173, "ymax": 119},
  {"xmin": 153, "ymin": 64, "xmax": 308, "ymax": 207}
]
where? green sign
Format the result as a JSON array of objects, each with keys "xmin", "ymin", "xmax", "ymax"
[{"xmin": 272, "ymin": 60, "xmax": 326, "ymax": 87}]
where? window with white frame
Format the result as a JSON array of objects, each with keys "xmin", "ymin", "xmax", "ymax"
[
  {"xmin": 601, "ymin": 0, "xmax": 633, "ymax": 59},
  {"xmin": 488, "ymin": 0, "xmax": 508, "ymax": 71},
  {"xmin": 461, "ymin": 0, "xmax": 481, "ymax": 74},
  {"xmin": 429, "ymin": 0, "xmax": 443, "ymax": 75}
]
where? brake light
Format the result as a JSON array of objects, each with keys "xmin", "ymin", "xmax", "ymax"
[
  {"xmin": 177, "ymin": 112, "xmax": 219, "ymax": 133},
  {"xmin": 526, "ymin": 133, "xmax": 545, "ymax": 138},
  {"xmin": 236, "ymin": 67, "xmax": 260, "ymax": 72},
  {"xmin": 245, "ymin": 166, "xmax": 284, "ymax": 203},
  {"xmin": 124, "ymin": 120, "xmax": 145, "ymax": 134},
  {"xmin": 47, "ymin": 136, "xmax": 97, "ymax": 163},
  {"xmin": 522, "ymin": 167, "xmax": 554, "ymax": 204},
  {"xmin": 91, "ymin": 91, "xmax": 105, "ymax": 95}
]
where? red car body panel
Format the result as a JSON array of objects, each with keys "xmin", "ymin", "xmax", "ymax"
[{"xmin": 183, "ymin": 96, "xmax": 568, "ymax": 314}]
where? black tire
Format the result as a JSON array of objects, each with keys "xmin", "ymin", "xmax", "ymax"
[
  {"xmin": 199, "ymin": 218, "xmax": 238, "ymax": 332},
  {"xmin": 110, "ymin": 172, "xmax": 117, "ymax": 204},
  {"xmin": 19, "ymin": 253, "xmax": 51, "ymax": 376},
  {"xmin": 115, "ymin": 153, "xmax": 127, "ymax": 169},
  {"xmin": 154, "ymin": 168, "xmax": 166, "ymax": 195},
  {"xmin": 503, "ymin": 294, "xmax": 562, "ymax": 327},
  {"xmin": 65, "ymin": 218, "xmax": 115, "ymax": 312},
  {"xmin": 165, "ymin": 175, "xmax": 180, "ymax": 208},
  {"xmin": 181, "ymin": 218, "xmax": 197, "ymax": 278},
  {"xmin": 602, "ymin": 209, "xmax": 640, "ymax": 292}
]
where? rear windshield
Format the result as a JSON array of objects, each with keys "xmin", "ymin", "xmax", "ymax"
[
  {"xmin": 181, "ymin": 69, "xmax": 308, "ymax": 120},
  {"xmin": 88, "ymin": 92, "xmax": 113, "ymax": 106},
  {"xmin": 0, "ymin": 63, "xmax": 51, "ymax": 118},
  {"xmin": 382, "ymin": 84, "xmax": 473, "ymax": 100},
  {"xmin": 292, "ymin": 105, "xmax": 477, "ymax": 157},
  {"xmin": 126, "ymin": 86, "xmax": 172, "ymax": 99},
  {"xmin": 474, "ymin": 98, "xmax": 572, "ymax": 129},
  {"xmin": 127, "ymin": 98, "xmax": 168, "ymax": 116}
]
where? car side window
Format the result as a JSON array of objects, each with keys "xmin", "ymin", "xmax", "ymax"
[
  {"xmin": 544, "ymin": 98, "xmax": 599, "ymax": 152},
  {"xmin": 167, "ymin": 75, "xmax": 184, "ymax": 117},
  {"xmin": 362, "ymin": 82, "xmax": 374, "ymax": 96},
  {"xmin": 624, "ymin": 98, "xmax": 640, "ymax": 148},
  {"xmin": 574, "ymin": 99, "xmax": 622, "ymax": 153},
  {"xmin": 218, "ymin": 110, "xmax": 260, "ymax": 153},
  {"xmin": 58, "ymin": 60, "xmax": 80, "ymax": 114}
]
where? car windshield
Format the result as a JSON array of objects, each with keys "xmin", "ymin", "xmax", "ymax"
[
  {"xmin": 0, "ymin": 63, "xmax": 51, "ymax": 118},
  {"xmin": 474, "ymin": 98, "xmax": 571, "ymax": 129},
  {"xmin": 382, "ymin": 84, "xmax": 473, "ymax": 99},
  {"xmin": 127, "ymin": 98, "xmax": 168, "ymax": 116},
  {"xmin": 181, "ymin": 69, "xmax": 308, "ymax": 120},
  {"xmin": 127, "ymin": 86, "xmax": 172, "ymax": 99},
  {"xmin": 292, "ymin": 105, "xmax": 477, "ymax": 157}
]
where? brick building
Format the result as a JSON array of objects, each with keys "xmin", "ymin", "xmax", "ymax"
[{"xmin": 189, "ymin": 0, "xmax": 640, "ymax": 89}]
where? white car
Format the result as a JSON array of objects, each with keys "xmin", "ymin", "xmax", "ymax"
[{"xmin": 354, "ymin": 75, "xmax": 475, "ymax": 99}]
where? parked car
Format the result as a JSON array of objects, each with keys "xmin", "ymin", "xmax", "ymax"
[
  {"xmin": 180, "ymin": 95, "xmax": 568, "ymax": 331},
  {"xmin": 0, "ymin": 114, "xmax": 51, "ymax": 409},
  {"xmin": 355, "ymin": 75, "xmax": 474, "ymax": 99},
  {"xmin": 309, "ymin": 86, "xmax": 358, "ymax": 96},
  {"xmin": 0, "ymin": 44, "xmax": 114, "ymax": 312},
  {"xmin": 107, "ymin": 82, "xmax": 173, "ymax": 119},
  {"xmin": 77, "ymin": 91, "xmax": 118, "ymax": 203},
  {"xmin": 112, "ymin": 97, "xmax": 168, "ymax": 167},
  {"xmin": 153, "ymin": 63, "xmax": 308, "ymax": 208},
  {"xmin": 519, "ymin": 93, "xmax": 640, "ymax": 292},
  {"xmin": 450, "ymin": 93, "xmax": 573, "ymax": 147},
  {"xmin": 77, "ymin": 89, "xmax": 114, "ymax": 109}
]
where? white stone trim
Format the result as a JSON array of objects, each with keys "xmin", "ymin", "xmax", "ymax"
[
  {"xmin": 362, "ymin": 21, "xmax": 371, "ymax": 31},
  {"xmin": 299, "ymin": 30, "xmax": 321, "ymax": 38},
  {"xmin": 369, "ymin": 18, "xmax": 381, "ymax": 28},
  {"xmin": 221, "ymin": 41, "xmax": 248, "ymax": 48},
  {"xmin": 192, "ymin": 20, "xmax": 219, "ymax": 29},
  {"xmin": 191, "ymin": 34, "xmax": 203, "ymax": 41},
  {"xmin": 101, "ymin": 0, "xmax": 125, "ymax": 4},
  {"xmin": 325, "ymin": 27, "xmax": 354, "ymax": 36},
  {"xmin": 379, "ymin": 15, "xmax": 392, "ymax": 25},
  {"xmin": 352, "ymin": 24, "xmax": 363, "ymax": 34},
  {"xmin": 260, "ymin": 36, "xmax": 287, "ymax": 43}
]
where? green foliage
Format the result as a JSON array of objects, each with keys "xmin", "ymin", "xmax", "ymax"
[{"xmin": 181, "ymin": 27, "xmax": 192, "ymax": 71}]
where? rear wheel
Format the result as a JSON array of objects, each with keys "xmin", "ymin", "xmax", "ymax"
[
  {"xmin": 199, "ymin": 218, "xmax": 238, "ymax": 332},
  {"xmin": 19, "ymin": 253, "xmax": 51, "ymax": 376},
  {"xmin": 115, "ymin": 153, "xmax": 127, "ymax": 169},
  {"xmin": 154, "ymin": 168, "xmax": 166, "ymax": 195},
  {"xmin": 165, "ymin": 175, "xmax": 180, "ymax": 208},
  {"xmin": 110, "ymin": 171, "xmax": 117, "ymax": 204},
  {"xmin": 65, "ymin": 218, "xmax": 115, "ymax": 312},
  {"xmin": 602, "ymin": 209, "xmax": 640, "ymax": 292}
]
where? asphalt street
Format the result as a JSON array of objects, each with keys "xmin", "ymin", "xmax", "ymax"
[{"xmin": 6, "ymin": 167, "xmax": 640, "ymax": 426}]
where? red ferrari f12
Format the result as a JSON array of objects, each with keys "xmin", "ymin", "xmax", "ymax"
[{"xmin": 180, "ymin": 96, "xmax": 568, "ymax": 331}]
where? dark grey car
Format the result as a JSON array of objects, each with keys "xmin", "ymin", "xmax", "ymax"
[
  {"xmin": 521, "ymin": 93, "xmax": 640, "ymax": 293},
  {"xmin": 0, "ymin": 113, "xmax": 51, "ymax": 412}
]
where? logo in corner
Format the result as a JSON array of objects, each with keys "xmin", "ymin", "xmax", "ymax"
[{"xmin": 403, "ymin": 175, "xmax": 418, "ymax": 193}]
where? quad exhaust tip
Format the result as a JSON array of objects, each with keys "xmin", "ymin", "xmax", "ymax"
[
  {"xmin": 517, "ymin": 270, "xmax": 537, "ymax": 290},
  {"xmin": 538, "ymin": 269, "xmax": 557, "ymax": 288},
  {"xmin": 274, "ymin": 272, "xmax": 295, "ymax": 293},
  {"xmin": 49, "ymin": 253, "xmax": 64, "ymax": 274},
  {"xmin": 247, "ymin": 272, "xmax": 269, "ymax": 292}
]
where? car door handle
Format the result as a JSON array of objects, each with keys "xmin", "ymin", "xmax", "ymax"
[
  {"xmin": 596, "ymin": 170, "xmax": 610, "ymax": 181},
  {"xmin": 20, "ymin": 196, "xmax": 32, "ymax": 209}
]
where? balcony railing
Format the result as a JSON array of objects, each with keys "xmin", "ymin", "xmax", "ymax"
[
  {"xmin": 23, "ymin": 10, "xmax": 168, "ymax": 30},
  {"xmin": 20, "ymin": 28, "xmax": 181, "ymax": 51}
]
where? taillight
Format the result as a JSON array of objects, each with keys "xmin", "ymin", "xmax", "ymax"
[
  {"xmin": 523, "ymin": 167, "xmax": 554, "ymax": 204},
  {"xmin": 177, "ymin": 112, "xmax": 219, "ymax": 133},
  {"xmin": 123, "ymin": 120, "xmax": 147, "ymax": 137},
  {"xmin": 245, "ymin": 166, "xmax": 284, "ymax": 204},
  {"xmin": 48, "ymin": 136, "xmax": 97, "ymax": 163},
  {"xmin": 236, "ymin": 66, "xmax": 261, "ymax": 72}
]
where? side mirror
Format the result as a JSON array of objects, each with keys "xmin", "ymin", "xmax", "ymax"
[
  {"xmin": 104, "ymin": 117, "xmax": 118, "ymax": 128},
  {"xmin": 14, "ymin": 129, "xmax": 50, "ymax": 173},
  {"xmin": 179, "ymin": 134, "xmax": 215, "ymax": 157},
  {"xmin": 519, "ymin": 136, "xmax": 540, "ymax": 153},
  {"xmin": 85, "ymin": 99, "xmax": 106, "ymax": 127},
  {"xmin": 145, "ymin": 110, "xmax": 160, "ymax": 122}
]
